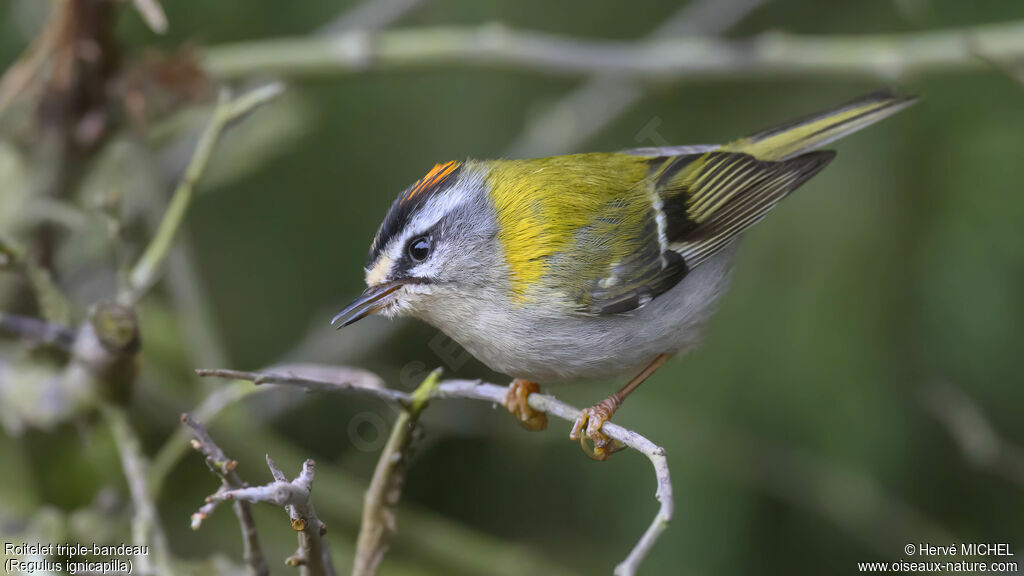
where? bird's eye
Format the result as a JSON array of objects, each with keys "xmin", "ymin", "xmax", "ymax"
[{"xmin": 408, "ymin": 236, "xmax": 431, "ymax": 262}]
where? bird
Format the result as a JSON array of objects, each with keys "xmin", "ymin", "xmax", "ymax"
[{"xmin": 333, "ymin": 90, "xmax": 916, "ymax": 460}]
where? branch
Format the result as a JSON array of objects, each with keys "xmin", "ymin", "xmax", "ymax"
[
  {"xmin": 196, "ymin": 367, "xmax": 401, "ymax": 404},
  {"xmin": 0, "ymin": 235, "xmax": 72, "ymax": 325},
  {"xmin": 102, "ymin": 404, "xmax": 175, "ymax": 576},
  {"xmin": 149, "ymin": 380, "xmax": 262, "ymax": 497},
  {"xmin": 163, "ymin": 379, "xmax": 580, "ymax": 576},
  {"xmin": 202, "ymin": 20, "xmax": 1024, "ymax": 82},
  {"xmin": 352, "ymin": 368, "xmax": 441, "ymax": 576},
  {"xmin": 921, "ymin": 381, "xmax": 1024, "ymax": 489},
  {"xmin": 206, "ymin": 456, "xmax": 336, "ymax": 576},
  {"xmin": 183, "ymin": 414, "xmax": 269, "ymax": 576},
  {"xmin": 435, "ymin": 381, "xmax": 672, "ymax": 576},
  {"xmin": 0, "ymin": 0, "xmax": 64, "ymax": 117},
  {"xmin": 132, "ymin": 0, "xmax": 168, "ymax": 34},
  {"xmin": 127, "ymin": 83, "xmax": 284, "ymax": 300},
  {"xmin": 197, "ymin": 366, "xmax": 672, "ymax": 576},
  {"xmin": 0, "ymin": 312, "xmax": 76, "ymax": 350}
]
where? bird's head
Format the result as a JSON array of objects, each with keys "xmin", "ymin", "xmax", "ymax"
[{"xmin": 332, "ymin": 160, "xmax": 498, "ymax": 328}]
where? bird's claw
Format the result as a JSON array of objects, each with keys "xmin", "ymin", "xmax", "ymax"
[
  {"xmin": 504, "ymin": 379, "xmax": 547, "ymax": 431},
  {"xmin": 570, "ymin": 400, "xmax": 625, "ymax": 461}
]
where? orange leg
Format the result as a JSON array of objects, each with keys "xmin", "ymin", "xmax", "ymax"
[
  {"xmin": 570, "ymin": 353, "xmax": 672, "ymax": 460},
  {"xmin": 504, "ymin": 379, "xmax": 548, "ymax": 431}
]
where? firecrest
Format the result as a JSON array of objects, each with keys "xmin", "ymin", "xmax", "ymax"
[{"xmin": 334, "ymin": 91, "xmax": 916, "ymax": 459}]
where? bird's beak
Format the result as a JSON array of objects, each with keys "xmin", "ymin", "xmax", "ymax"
[{"xmin": 331, "ymin": 281, "xmax": 405, "ymax": 329}]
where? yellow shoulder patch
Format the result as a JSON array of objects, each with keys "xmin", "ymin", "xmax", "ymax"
[{"xmin": 484, "ymin": 154, "xmax": 650, "ymax": 301}]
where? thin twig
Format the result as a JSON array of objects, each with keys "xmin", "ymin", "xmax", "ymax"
[
  {"xmin": 183, "ymin": 414, "xmax": 269, "ymax": 576},
  {"xmin": 505, "ymin": 0, "xmax": 764, "ymax": 157},
  {"xmin": 0, "ymin": 0, "xmax": 65, "ymax": 117},
  {"xmin": 102, "ymin": 404, "xmax": 175, "ymax": 576},
  {"xmin": 203, "ymin": 20, "xmax": 1024, "ymax": 81},
  {"xmin": 0, "ymin": 312, "xmax": 76, "ymax": 350},
  {"xmin": 196, "ymin": 367, "xmax": 402, "ymax": 404},
  {"xmin": 206, "ymin": 456, "xmax": 336, "ymax": 576},
  {"xmin": 0, "ymin": 235, "xmax": 72, "ymax": 324},
  {"xmin": 197, "ymin": 366, "xmax": 673, "ymax": 576},
  {"xmin": 921, "ymin": 381, "xmax": 1024, "ymax": 489},
  {"xmin": 162, "ymin": 380, "xmax": 580, "ymax": 576},
  {"xmin": 352, "ymin": 368, "xmax": 442, "ymax": 576},
  {"xmin": 132, "ymin": 0, "xmax": 168, "ymax": 34},
  {"xmin": 149, "ymin": 380, "xmax": 262, "ymax": 497},
  {"xmin": 435, "ymin": 381, "xmax": 672, "ymax": 576},
  {"xmin": 127, "ymin": 83, "xmax": 285, "ymax": 300},
  {"xmin": 148, "ymin": 365, "xmax": 382, "ymax": 497}
]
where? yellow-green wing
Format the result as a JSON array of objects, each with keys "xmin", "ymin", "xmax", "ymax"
[
  {"xmin": 487, "ymin": 91, "xmax": 914, "ymax": 316},
  {"xmin": 563, "ymin": 150, "xmax": 834, "ymax": 315}
]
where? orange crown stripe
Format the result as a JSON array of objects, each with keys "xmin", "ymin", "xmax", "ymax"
[{"xmin": 405, "ymin": 160, "xmax": 461, "ymax": 202}]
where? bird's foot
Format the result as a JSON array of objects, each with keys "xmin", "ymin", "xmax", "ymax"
[
  {"xmin": 504, "ymin": 379, "xmax": 547, "ymax": 431},
  {"xmin": 570, "ymin": 396, "xmax": 626, "ymax": 461}
]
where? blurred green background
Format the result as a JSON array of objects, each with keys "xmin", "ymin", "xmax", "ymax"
[{"xmin": 1, "ymin": 1, "xmax": 1023, "ymax": 575}]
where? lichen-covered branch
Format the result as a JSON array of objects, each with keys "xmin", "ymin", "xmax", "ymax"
[
  {"xmin": 352, "ymin": 369, "xmax": 442, "ymax": 576},
  {"xmin": 196, "ymin": 365, "xmax": 673, "ymax": 576},
  {"xmin": 183, "ymin": 414, "xmax": 269, "ymax": 576},
  {"xmin": 205, "ymin": 456, "xmax": 336, "ymax": 576},
  {"xmin": 202, "ymin": 20, "xmax": 1024, "ymax": 82},
  {"xmin": 126, "ymin": 83, "xmax": 284, "ymax": 300}
]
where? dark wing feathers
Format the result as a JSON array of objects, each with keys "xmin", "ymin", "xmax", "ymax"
[
  {"xmin": 579, "ymin": 217, "xmax": 689, "ymax": 315},
  {"xmin": 662, "ymin": 150, "xmax": 835, "ymax": 269},
  {"xmin": 577, "ymin": 150, "xmax": 833, "ymax": 316}
]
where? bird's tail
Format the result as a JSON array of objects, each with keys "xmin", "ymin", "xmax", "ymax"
[{"xmin": 723, "ymin": 90, "xmax": 917, "ymax": 161}]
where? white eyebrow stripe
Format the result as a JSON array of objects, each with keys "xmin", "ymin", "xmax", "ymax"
[{"xmin": 367, "ymin": 170, "xmax": 483, "ymax": 284}]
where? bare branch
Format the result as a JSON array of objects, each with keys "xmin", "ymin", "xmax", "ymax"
[
  {"xmin": 207, "ymin": 456, "xmax": 336, "ymax": 576},
  {"xmin": 150, "ymin": 380, "xmax": 263, "ymax": 497},
  {"xmin": 195, "ymin": 366, "xmax": 401, "ymax": 404},
  {"xmin": 197, "ymin": 366, "xmax": 673, "ymax": 576},
  {"xmin": 353, "ymin": 368, "xmax": 442, "ymax": 576},
  {"xmin": 165, "ymin": 378, "xmax": 578, "ymax": 576},
  {"xmin": 183, "ymin": 414, "xmax": 269, "ymax": 576},
  {"xmin": 127, "ymin": 83, "xmax": 285, "ymax": 300},
  {"xmin": 203, "ymin": 20, "xmax": 1024, "ymax": 82}
]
